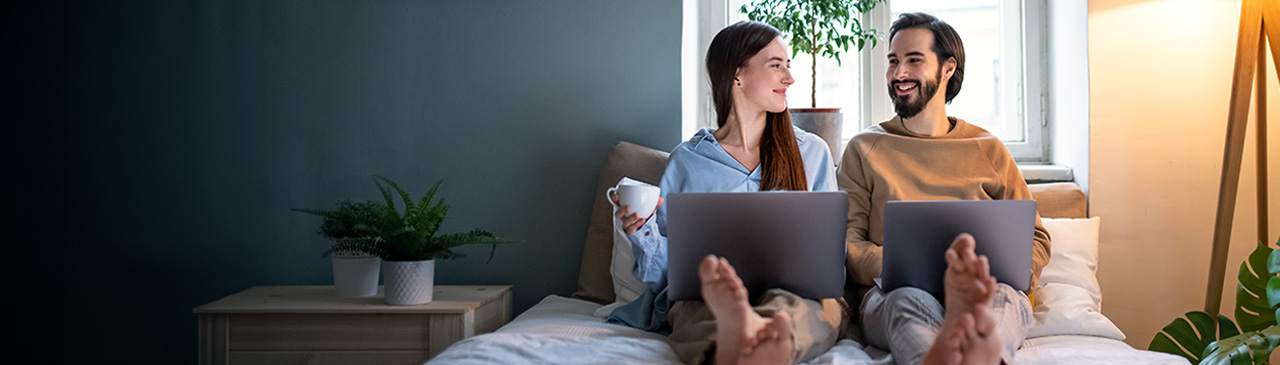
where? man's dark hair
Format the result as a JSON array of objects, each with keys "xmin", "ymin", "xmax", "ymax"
[{"xmin": 890, "ymin": 12, "xmax": 965, "ymax": 103}]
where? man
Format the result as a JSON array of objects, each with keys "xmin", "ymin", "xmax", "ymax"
[{"xmin": 839, "ymin": 12, "xmax": 1052, "ymax": 365}]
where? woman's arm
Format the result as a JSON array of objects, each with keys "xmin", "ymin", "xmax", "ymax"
[{"xmin": 625, "ymin": 213, "xmax": 667, "ymax": 284}]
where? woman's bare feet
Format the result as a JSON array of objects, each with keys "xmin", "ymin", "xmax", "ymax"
[
  {"xmin": 741, "ymin": 312, "xmax": 794, "ymax": 365},
  {"xmin": 700, "ymin": 255, "xmax": 793, "ymax": 365},
  {"xmin": 922, "ymin": 234, "xmax": 1002, "ymax": 365}
]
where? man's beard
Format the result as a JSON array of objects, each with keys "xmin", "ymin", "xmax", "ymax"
[{"xmin": 889, "ymin": 66, "xmax": 942, "ymax": 119}]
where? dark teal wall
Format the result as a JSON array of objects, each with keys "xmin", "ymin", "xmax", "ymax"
[{"xmin": 17, "ymin": 0, "xmax": 681, "ymax": 362}]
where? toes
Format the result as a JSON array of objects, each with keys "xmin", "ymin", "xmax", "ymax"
[
  {"xmin": 771, "ymin": 312, "xmax": 793, "ymax": 337},
  {"xmin": 718, "ymin": 257, "xmax": 739, "ymax": 283},
  {"xmin": 976, "ymin": 256, "xmax": 990, "ymax": 279},
  {"xmin": 715, "ymin": 258, "xmax": 746, "ymax": 294},
  {"xmin": 699, "ymin": 255, "xmax": 720, "ymax": 283},
  {"xmin": 960, "ymin": 313, "xmax": 978, "ymax": 340},
  {"xmin": 951, "ymin": 233, "xmax": 976, "ymax": 255},
  {"xmin": 945, "ymin": 248, "xmax": 963, "ymax": 270}
]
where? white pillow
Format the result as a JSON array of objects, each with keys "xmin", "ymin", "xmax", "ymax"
[
  {"xmin": 591, "ymin": 201, "xmax": 652, "ymax": 318},
  {"xmin": 608, "ymin": 216, "xmax": 648, "ymax": 305},
  {"xmin": 592, "ymin": 218, "xmax": 649, "ymax": 318},
  {"xmin": 1026, "ymin": 217, "xmax": 1127, "ymax": 340}
]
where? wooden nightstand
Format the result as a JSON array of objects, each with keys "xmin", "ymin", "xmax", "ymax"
[{"xmin": 194, "ymin": 285, "xmax": 512, "ymax": 365}]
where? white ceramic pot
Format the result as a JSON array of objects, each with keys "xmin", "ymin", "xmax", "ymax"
[
  {"xmin": 382, "ymin": 260, "xmax": 435, "ymax": 305},
  {"xmin": 331, "ymin": 252, "xmax": 381, "ymax": 298}
]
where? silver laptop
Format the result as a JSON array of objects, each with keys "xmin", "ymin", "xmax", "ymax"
[
  {"xmin": 880, "ymin": 200, "xmax": 1037, "ymax": 294},
  {"xmin": 666, "ymin": 191, "xmax": 848, "ymax": 301}
]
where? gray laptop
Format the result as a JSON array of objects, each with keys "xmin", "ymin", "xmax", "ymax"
[
  {"xmin": 880, "ymin": 200, "xmax": 1037, "ymax": 294},
  {"xmin": 666, "ymin": 191, "xmax": 847, "ymax": 301}
]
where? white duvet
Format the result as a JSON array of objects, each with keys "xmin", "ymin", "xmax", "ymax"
[{"xmin": 430, "ymin": 295, "xmax": 1188, "ymax": 364}]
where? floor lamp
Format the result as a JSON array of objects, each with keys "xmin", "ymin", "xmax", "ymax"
[{"xmin": 1204, "ymin": 0, "xmax": 1278, "ymax": 317}]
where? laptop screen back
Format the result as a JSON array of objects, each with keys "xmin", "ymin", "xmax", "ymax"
[{"xmin": 666, "ymin": 191, "xmax": 847, "ymax": 301}]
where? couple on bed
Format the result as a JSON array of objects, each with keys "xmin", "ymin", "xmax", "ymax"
[{"xmin": 607, "ymin": 12, "xmax": 1051, "ymax": 365}]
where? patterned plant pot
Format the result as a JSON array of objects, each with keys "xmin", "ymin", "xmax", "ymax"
[
  {"xmin": 331, "ymin": 252, "xmax": 380, "ymax": 298},
  {"xmin": 382, "ymin": 260, "xmax": 435, "ymax": 305}
]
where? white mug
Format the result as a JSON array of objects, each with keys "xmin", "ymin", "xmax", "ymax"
[{"xmin": 607, "ymin": 178, "xmax": 660, "ymax": 219}]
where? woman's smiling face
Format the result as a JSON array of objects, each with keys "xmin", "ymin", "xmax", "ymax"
[{"xmin": 733, "ymin": 37, "xmax": 794, "ymax": 115}]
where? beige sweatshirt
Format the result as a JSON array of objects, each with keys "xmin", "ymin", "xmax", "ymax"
[{"xmin": 838, "ymin": 116, "xmax": 1051, "ymax": 292}]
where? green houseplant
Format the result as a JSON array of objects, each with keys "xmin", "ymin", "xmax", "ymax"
[
  {"xmin": 364, "ymin": 176, "xmax": 510, "ymax": 263},
  {"xmin": 741, "ymin": 0, "xmax": 884, "ymax": 107},
  {"xmin": 293, "ymin": 200, "xmax": 386, "ymax": 298},
  {"xmin": 294, "ymin": 200, "xmax": 385, "ymax": 257},
  {"xmin": 364, "ymin": 176, "xmax": 514, "ymax": 305},
  {"xmin": 294, "ymin": 176, "xmax": 513, "ymax": 303},
  {"xmin": 1149, "ymin": 238, "xmax": 1280, "ymax": 364},
  {"xmin": 740, "ymin": 0, "xmax": 885, "ymax": 160}
]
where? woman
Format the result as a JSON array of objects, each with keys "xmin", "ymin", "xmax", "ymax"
[{"xmin": 605, "ymin": 21, "xmax": 842, "ymax": 364}]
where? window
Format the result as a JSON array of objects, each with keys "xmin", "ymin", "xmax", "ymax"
[{"xmin": 684, "ymin": 0, "xmax": 1050, "ymax": 162}]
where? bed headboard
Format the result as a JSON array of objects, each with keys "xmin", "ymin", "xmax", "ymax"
[{"xmin": 571, "ymin": 142, "xmax": 1088, "ymax": 304}]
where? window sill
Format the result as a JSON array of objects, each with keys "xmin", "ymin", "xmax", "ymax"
[{"xmin": 1019, "ymin": 164, "xmax": 1074, "ymax": 183}]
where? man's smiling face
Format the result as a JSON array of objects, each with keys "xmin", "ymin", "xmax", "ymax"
[{"xmin": 886, "ymin": 28, "xmax": 946, "ymax": 119}]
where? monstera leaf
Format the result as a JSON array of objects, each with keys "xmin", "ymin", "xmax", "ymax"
[
  {"xmin": 1199, "ymin": 325, "xmax": 1280, "ymax": 365},
  {"xmin": 1151, "ymin": 311, "xmax": 1241, "ymax": 364},
  {"xmin": 1269, "ymin": 248, "xmax": 1280, "ymax": 325},
  {"xmin": 1237, "ymin": 241, "xmax": 1280, "ymax": 332},
  {"xmin": 1151, "ymin": 239, "xmax": 1280, "ymax": 364}
]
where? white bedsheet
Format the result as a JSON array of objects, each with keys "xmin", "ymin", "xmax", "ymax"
[{"xmin": 430, "ymin": 295, "xmax": 1187, "ymax": 364}]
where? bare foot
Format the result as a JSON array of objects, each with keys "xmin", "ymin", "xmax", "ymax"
[
  {"xmin": 924, "ymin": 311, "xmax": 969, "ymax": 365},
  {"xmin": 958, "ymin": 305, "xmax": 1002, "ymax": 365},
  {"xmin": 923, "ymin": 234, "xmax": 1002, "ymax": 365},
  {"xmin": 740, "ymin": 312, "xmax": 795, "ymax": 365},
  {"xmin": 700, "ymin": 255, "xmax": 791, "ymax": 365},
  {"xmin": 942, "ymin": 234, "xmax": 997, "ymax": 319},
  {"xmin": 924, "ymin": 309, "xmax": 1001, "ymax": 365}
]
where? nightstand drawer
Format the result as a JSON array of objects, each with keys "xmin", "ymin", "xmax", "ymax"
[
  {"xmin": 229, "ymin": 313, "xmax": 435, "ymax": 350},
  {"xmin": 196, "ymin": 285, "xmax": 512, "ymax": 365}
]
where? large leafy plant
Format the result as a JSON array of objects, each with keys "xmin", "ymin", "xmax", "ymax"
[
  {"xmin": 1150, "ymin": 238, "xmax": 1280, "ymax": 364},
  {"xmin": 363, "ymin": 176, "xmax": 512, "ymax": 262},
  {"xmin": 741, "ymin": 0, "xmax": 885, "ymax": 107}
]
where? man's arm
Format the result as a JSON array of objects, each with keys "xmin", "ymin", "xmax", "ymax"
[
  {"xmin": 988, "ymin": 145, "xmax": 1052, "ymax": 289},
  {"xmin": 838, "ymin": 139, "xmax": 882, "ymax": 287}
]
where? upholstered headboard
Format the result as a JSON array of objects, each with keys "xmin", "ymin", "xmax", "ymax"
[{"xmin": 571, "ymin": 142, "xmax": 1088, "ymax": 304}]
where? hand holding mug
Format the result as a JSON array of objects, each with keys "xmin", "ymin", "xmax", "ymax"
[
  {"xmin": 611, "ymin": 191, "xmax": 664, "ymax": 234},
  {"xmin": 607, "ymin": 179, "xmax": 662, "ymax": 235}
]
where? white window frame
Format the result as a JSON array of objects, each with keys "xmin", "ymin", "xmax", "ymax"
[
  {"xmin": 683, "ymin": 0, "xmax": 749, "ymax": 138},
  {"xmin": 684, "ymin": 0, "xmax": 1052, "ymax": 163},
  {"xmin": 864, "ymin": 0, "xmax": 1049, "ymax": 163}
]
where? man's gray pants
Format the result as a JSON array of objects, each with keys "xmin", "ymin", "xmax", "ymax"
[{"xmin": 860, "ymin": 284, "xmax": 1032, "ymax": 365}]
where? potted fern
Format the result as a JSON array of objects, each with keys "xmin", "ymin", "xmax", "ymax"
[
  {"xmin": 364, "ymin": 176, "xmax": 513, "ymax": 305},
  {"xmin": 741, "ymin": 0, "xmax": 884, "ymax": 161},
  {"xmin": 292, "ymin": 200, "xmax": 385, "ymax": 298}
]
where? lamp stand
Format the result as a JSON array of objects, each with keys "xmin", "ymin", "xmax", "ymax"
[{"xmin": 1204, "ymin": 0, "xmax": 1280, "ymax": 316}]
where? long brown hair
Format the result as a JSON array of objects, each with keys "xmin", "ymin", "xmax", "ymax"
[{"xmin": 705, "ymin": 21, "xmax": 807, "ymax": 191}]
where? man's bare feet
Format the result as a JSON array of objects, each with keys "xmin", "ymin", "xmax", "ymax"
[
  {"xmin": 943, "ymin": 234, "xmax": 997, "ymax": 321},
  {"xmin": 922, "ymin": 234, "xmax": 1002, "ymax": 365},
  {"xmin": 957, "ymin": 305, "xmax": 1002, "ymax": 365},
  {"xmin": 700, "ymin": 255, "xmax": 793, "ymax": 365}
]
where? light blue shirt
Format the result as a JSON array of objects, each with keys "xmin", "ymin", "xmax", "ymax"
[{"xmin": 607, "ymin": 126, "xmax": 837, "ymax": 333}]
